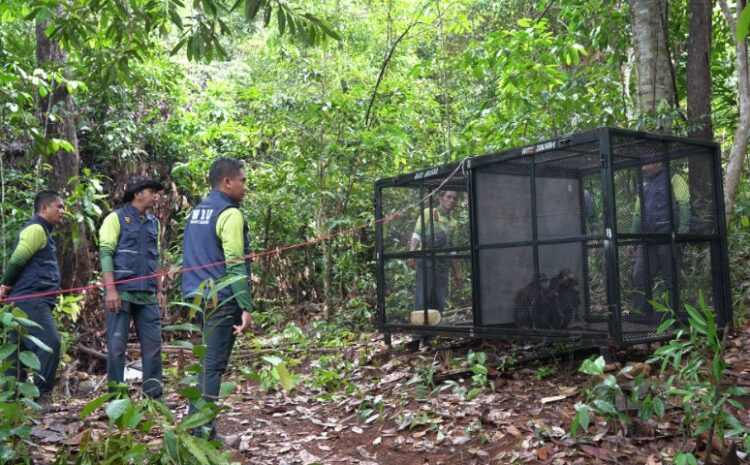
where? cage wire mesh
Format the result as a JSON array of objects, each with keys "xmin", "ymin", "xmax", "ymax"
[{"xmin": 375, "ymin": 128, "xmax": 730, "ymax": 347}]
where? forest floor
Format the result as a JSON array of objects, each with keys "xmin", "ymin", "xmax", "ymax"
[{"xmin": 29, "ymin": 322, "xmax": 750, "ymax": 465}]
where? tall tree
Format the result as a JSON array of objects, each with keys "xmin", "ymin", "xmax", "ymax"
[
  {"xmin": 36, "ymin": 14, "xmax": 93, "ymax": 288},
  {"xmin": 628, "ymin": 0, "xmax": 675, "ymax": 120},
  {"xmin": 686, "ymin": 0, "xmax": 713, "ymax": 233},
  {"xmin": 718, "ymin": 0, "xmax": 750, "ymax": 224}
]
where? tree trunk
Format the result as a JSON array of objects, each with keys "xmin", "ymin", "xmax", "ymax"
[
  {"xmin": 628, "ymin": 0, "xmax": 674, "ymax": 118},
  {"xmin": 719, "ymin": 0, "xmax": 750, "ymax": 225},
  {"xmin": 686, "ymin": 0, "xmax": 714, "ymax": 233},
  {"xmin": 36, "ymin": 17, "xmax": 93, "ymax": 290}
]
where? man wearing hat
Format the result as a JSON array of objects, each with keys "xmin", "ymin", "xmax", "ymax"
[{"xmin": 99, "ymin": 176, "xmax": 165, "ymax": 398}]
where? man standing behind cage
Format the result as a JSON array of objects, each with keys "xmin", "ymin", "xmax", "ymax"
[
  {"xmin": 182, "ymin": 157, "xmax": 253, "ymax": 439},
  {"xmin": 99, "ymin": 176, "xmax": 165, "ymax": 398},
  {"xmin": 631, "ymin": 162, "xmax": 689, "ymax": 315},
  {"xmin": 0, "ymin": 191, "xmax": 65, "ymax": 407},
  {"xmin": 406, "ymin": 190, "xmax": 463, "ymax": 351}
]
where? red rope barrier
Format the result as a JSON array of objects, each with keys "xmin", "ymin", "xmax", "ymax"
[{"xmin": 0, "ymin": 212, "xmax": 402, "ymax": 305}]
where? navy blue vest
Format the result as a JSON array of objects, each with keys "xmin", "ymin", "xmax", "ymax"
[
  {"xmin": 643, "ymin": 169, "xmax": 675, "ymax": 234},
  {"xmin": 112, "ymin": 203, "xmax": 159, "ymax": 293},
  {"xmin": 182, "ymin": 191, "xmax": 251, "ymax": 303},
  {"xmin": 9, "ymin": 216, "xmax": 60, "ymax": 305}
]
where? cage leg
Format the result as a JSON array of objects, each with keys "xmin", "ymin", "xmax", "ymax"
[
  {"xmin": 384, "ymin": 332, "xmax": 392, "ymax": 348},
  {"xmin": 598, "ymin": 345, "xmax": 614, "ymax": 363}
]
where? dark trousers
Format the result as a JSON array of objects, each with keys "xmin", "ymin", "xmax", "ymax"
[
  {"xmin": 412, "ymin": 263, "xmax": 449, "ymax": 342},
  {"xmin": 632, "ymin": 244, "xmax": 680, "ymax": 314},
  {"xmin": 7, "ymin": 300, "xmax": 60, "ymax": 395},
  {"xmin": 106, "ymin": 301, "xmax": 163, "ymax": 398},
  {"xmin": 189, "ymin": 304, "xmax": 242, "ymax": 436}
]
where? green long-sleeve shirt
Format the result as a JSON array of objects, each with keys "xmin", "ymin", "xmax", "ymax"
[
  {"xmin": 99, "ymin": 211, "xmax": 160, "ymax": 304},
  {"xmin": 631, "ymin": 173, "xmax": 690, "ymax": 233},
  {"xmin": 215, "ymin": 208, "xmax": 253, "ymax": 312},
  {"xmin": 1, "ymin": 224, "xmax": 47, "ymax": 286}
]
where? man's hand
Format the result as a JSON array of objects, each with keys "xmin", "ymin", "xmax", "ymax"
[
  {"xmin": 454, "ymin": 275, "xmax": 464, "ymax": 290},
  {"xmin": 105, "ymin": 287, "xmax": 121, "ymax": 313},
  {"xmin": 157, "ymin": 291, "xmax": 166, "ymax": 311},
  {"xmin": 233, "ymin": 311, "xmax": 253, "ymax": 336},
  {"xmin": 0, "ymin": 285, "xmax": 11, "ymax": 301}
]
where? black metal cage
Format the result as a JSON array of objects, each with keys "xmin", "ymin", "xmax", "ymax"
[{"xmin": 374, "ymin": 128, "xmax": 731, "ymax": 347}]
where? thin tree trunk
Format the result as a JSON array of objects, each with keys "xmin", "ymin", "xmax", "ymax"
[
  {"xmin": 36, "ymin": 16, "xmax": 93, "ymax": 289},
  {"xmin": 628, "ymin": 0, "xmax": 674, "ymax": 122},
  {"xmin": 719, "ymin": 0, "xmax": 750, "ymax": 225},
  {"xmin": 686, "ymin": 0, "xmax": 714, "ymax": 233}
]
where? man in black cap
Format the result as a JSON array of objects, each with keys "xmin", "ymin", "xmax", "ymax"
[{"xmin": 98, "ymin": 176, "xmax": 165, "ymax": 398}]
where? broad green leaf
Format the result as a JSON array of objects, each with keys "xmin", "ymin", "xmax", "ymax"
[
  {"xmin": 192, "ymin": 344, "xmax": 207, "ymax": 359},
  {"xmin": 276, "ymin": 362, "xmax": 294, "ymax": 392},
  {"xmin": 18, "ymin": 382, "xmax": 39, "ymax": 399},
  {"xmin": 181, "ymin": 434, "xmax": 210, "ymax": 465},
  {"xmin": 105, "ymin": 398, "xmax": 130, "ymax": 420},
  {"xmin": 579, "ymin": 356, "xmax": 605, "ymax": 375},
  {"xmin": 179, "ymin": 407, "xmax": 216, "ymax": 431},
  {"xmin": 23, "ymin": 335, "xmax": 52, "ymax": 353},
  {"xmin": 164, "ymin": 430, "xmax": 179, "ymax": 460},
  {"xmin": 593, "ymin": 399, "xmax": 617, "ymax": 415},
  {"xmin": 220, "ymin": 381, "xmax": 237, "ymax": 397},
  {"xmin": 0, "ymin": 344, "xmax": 16, "ymax": 360},
  {"xmin": 570, "ymin": 403, "xmax": 590, "ymax": 437},
  {"xmin": 739, "ymin": 4, "xmax": 750, "ymax": 41},
  {"xmin": 466, "ymin": 387, "xmax": 481, "ymax": 400},
  {"xmin": 262, "ymin": 355, "xmax": 283, "ymax": 366},
  {"xmin": 178, "ymin": 386, "xmax": 203, "ymax": 401},
  {"xmin": 163, "ymin": 323, "xmax": 201, "ymax": 333},
  {"xmin": 18, "ymin": 351, "xmax": 40, "ymax": 371},
  {"xmin": 80, "ymin": 393, "xmax": 113, "ymax": 418}
]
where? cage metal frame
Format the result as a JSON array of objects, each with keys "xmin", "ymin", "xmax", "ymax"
[{"xmin": 374, "ymin": 127, "xmax": 731, "ymax": 348}]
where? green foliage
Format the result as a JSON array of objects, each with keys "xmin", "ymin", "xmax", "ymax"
[
  {"xmin": 358, "ymin": 394, "xmax": 385, "ymax": 425},
  {"xmin": 648, "ymin": 294, "xmax": 749, "ymax": 454},
  {"xmin": 0, "ymin": 305, "xmax": 50, "ymax": 464},
  {"xmin": 571, "ymin": 355, "xmax": 666, "ymax": 438},
  {"xmin": 738, "ymin": 4, "xmax": 750, "ymax": 42},
  {"xmin": 572, "ymin": 295, "xmax": 749, "ymax": 460},
  {"xmin": 55, "ymin": 387, "xmax": 231, "ymax": 464},
  {"xmin": 465, "ymin": 350, "xmax": 489, "ymax": 399},
  {"xmin": 55, "ymin": 282, "xmax": 245, "ymax": 464}
]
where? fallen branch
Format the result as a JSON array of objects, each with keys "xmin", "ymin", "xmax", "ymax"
[{"xmin": 74, "ymin": 343, "xmax": 106, "ymax": 360}]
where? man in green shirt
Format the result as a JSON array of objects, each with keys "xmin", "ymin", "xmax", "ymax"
[
  {"xmin": 631, "ymin": 162, "xmax": 690, "ymax": 316},
  {"xmin": 406, "ymin": 190, "xmax": 463, "ymax": 350},
  {"xmin": 1, "ymin": 191, "xmax": 65, "ymax": 405},
  {"xmin": 182, "ymin": 157, "xmax": 253, "ymax": 439},
  {"xmin": 99, "ymin": 176, "xmax": 165, "ymax": 398}
]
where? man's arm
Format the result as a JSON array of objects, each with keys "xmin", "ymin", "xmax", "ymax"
[
  {"xmin": 407, "ymin": 209, "xmax": 427, "ymax": 268},
  {"xmin": 216, "ymin": 208, "xmax": 253, "ymax": 335},
  {"xmin": 216, "ymin": 208, "xmax": 252, "ymax": 312},
  {"xmin": 450, "ymin": 259, "xmax": 463, "ymax": 289},
  {"xmin": 99, "ymin": 212, "xmax": 122, "ymax": 312},
  {"xmin": 155, "ymin": 219, "xmax": 165, "ymax": 309},
  {"xmin": 672, "ymin": 174, "xmax": 690, "ymax": 233},
  {"xmin": 1, "ymin": 224, "xmax": 48, "ymax": 299}
]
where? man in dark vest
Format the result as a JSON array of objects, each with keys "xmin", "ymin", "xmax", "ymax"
[
  {"xmin": 0, "ymin": 191, "xmax": 65, "ymax": 405},
  {"xmin": 182, "ymin": 157, "xmax": 253, "ymax": 439},
  {"xmin": 631, "ymin": 162, "xmax": 690, "ymax": 316},
  {"xmin": 99, "ymin": 176, "xmax": 165, "ymax": 398}
]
